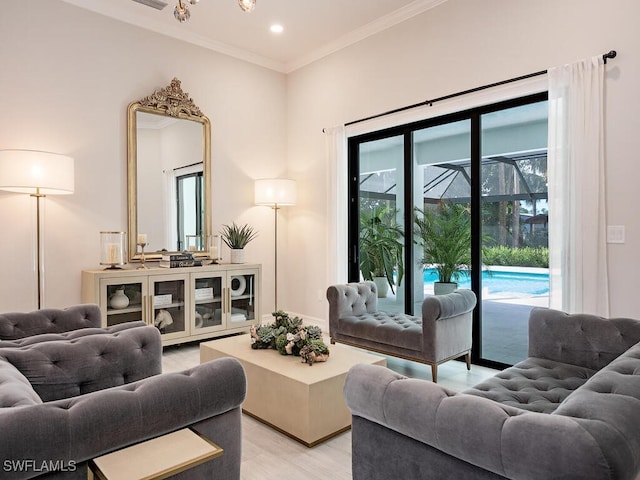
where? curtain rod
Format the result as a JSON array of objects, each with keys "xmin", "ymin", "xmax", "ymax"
[
  {"xmin": 331, "ymin": 50, "xmax": 617, "ymax": 130},
  {"xmin": 172, "ymin": 161, "xmax": 203, "ymax": 171}
]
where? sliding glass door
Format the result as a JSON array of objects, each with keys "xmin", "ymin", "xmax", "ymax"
[
  {"xmin": 354, "ymin": 135, "xmax": 406, "ymax": 312},
  {"xmin": 413, "ymin": 120, "xmax": 471, "ymax": 313},
  {"xmin": 348, "ymin": 93, "xmax": 549, "ymax": 368},
  {"xmin": 479, "ymin": 101, "xmax": 549, "ymax": 364}
]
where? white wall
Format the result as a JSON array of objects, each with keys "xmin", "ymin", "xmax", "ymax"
[
  {"xmin": 285, "ymin": 0, "xmax": 640, "ymax": 320},
  {"xmin": 2, "ymin": 0, "xmax": 639, "ymax": 322},
  {"xmin": 0, "ymin": 0, "xmax": 287, "ymax": 311}
]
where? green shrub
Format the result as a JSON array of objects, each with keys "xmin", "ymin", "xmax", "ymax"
[{"xmin": 483, "ymin": 246, "xmax": 549, "ymax": 268}]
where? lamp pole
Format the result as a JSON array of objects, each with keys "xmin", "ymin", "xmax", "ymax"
[
  {"xmin": 273, "ymin": 203, "xmax": 279, "ymax": 311},
  {"xmin": 32, "ymin": 189, "xmax": 45, "ymax": 309}
]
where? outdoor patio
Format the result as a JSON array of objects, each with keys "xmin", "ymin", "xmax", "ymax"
[{"xmin": 380, "ymin": 290, "xmax": 549, "ymax": 366}]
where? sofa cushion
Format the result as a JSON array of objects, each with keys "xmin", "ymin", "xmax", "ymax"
[
  {"xmin": 0, "ymin": 360, "xmax": 42, "ymax": 407},
  {"xmin": 462, "ymin": 357, "xmax": 596, "ymax": 413},
  {"xmin": 338, "ymin": 312, "xmax": 422, "ymax": 351}
]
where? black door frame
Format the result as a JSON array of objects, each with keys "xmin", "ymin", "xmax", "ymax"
[{"xmin": 347, "ymin": 92, "xmax": 548, "ymax": 370}]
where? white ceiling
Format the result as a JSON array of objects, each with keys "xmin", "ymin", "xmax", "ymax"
[{"xmin": 61, "ymin": 0, "xmax": 448, "ymax": 73}]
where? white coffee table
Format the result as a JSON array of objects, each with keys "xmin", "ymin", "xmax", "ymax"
[{"xmin": 200, "ymin": 334, "xmax": 386, "ymax": 447}]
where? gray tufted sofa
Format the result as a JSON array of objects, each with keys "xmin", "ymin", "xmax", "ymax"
[
  {"xmin": 0, "ymin": 305, "xmax": 246, "ymax": 479},
  {"xmin": 344, "ymin": 307, "xmax": 640, "ymax": 480},
  {"xmin": 327, "ymin": 282, "xmax": 476, "ymax": 382}
]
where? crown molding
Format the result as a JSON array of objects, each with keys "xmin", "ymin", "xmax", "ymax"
[
  {"xmin": 60, "ymin": 0, "xmax": 286, "ymax": 72},
  {"xmin": 61, "ymin": 0, "xmax": 448, "ymax": 74},
  {"xmin": 284, "ymin": 0, "xmax": 449, "ymax": 73}
]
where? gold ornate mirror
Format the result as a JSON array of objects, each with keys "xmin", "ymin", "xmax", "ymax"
[{"xmin": 127, "ymin": 78, "xmax": 211, "ymax": 262}]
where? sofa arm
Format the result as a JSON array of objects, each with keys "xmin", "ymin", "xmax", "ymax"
[
  {"xmin": 327, "ymin": 282, "xmax": 378, "ymax": 337},
  {"xmin": 344, "ymin": 363, "xmax": 630, "ymax": 480},
  {"xmin": 421, "ymin": 289, "xmax": 476, "ymax": 362},
  {"xmin": 0, "ymin": 325, "xmax": 162, "ymax": 401},
  {"xmin": 0, "ymin": 357, "xmax": 246, "ymax": 480},
  {"xmin": 528, "ymin": 307, "xmax": 640, "ymax": 370},
  {"xmin": 0, "ymin": 304, "xmax": 101, "ymax": 340}
]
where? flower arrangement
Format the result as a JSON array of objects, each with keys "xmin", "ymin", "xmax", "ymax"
[{"xmin": 249, "ymin": 310, "xmax": 330, "ymax": 366}]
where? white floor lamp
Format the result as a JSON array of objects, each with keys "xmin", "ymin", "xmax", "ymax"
[
  {"xmin": 0, "ymin": 150, "xmax": 75, "ymax": 309},
  {"xmin": 254, "ymin": 178, "xmax": 296, "ymax": 311}
]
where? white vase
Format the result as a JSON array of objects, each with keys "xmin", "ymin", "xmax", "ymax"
[
  {"xmin": 373, "ymin": 277, "xmax": 390, "ymax": 298},
  {"xmin": 109, "ymin": 288, "xmax": 130, "ymax": 309},
  {"xmin": 230, "ymin": 249, "xmax": 245, "ymax": 264},
  {"xmin": 434, "ymin": 282, "xmax": 458, "ymax": 295}
]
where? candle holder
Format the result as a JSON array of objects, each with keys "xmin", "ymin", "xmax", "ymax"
[
  {"xmin": 137, "ymin": 242, "xmax": 148, "ymax": 270},
  {"xmin": 186, "ymin": 235, "xmax": 201, "ymax": 253},
  {"xmin": 100, "ymin": 231, "xmax": 126, "ymax": 270},
  {"xmin": 209, "ymin": 234, "xmax": 222, "ymax": 263}
]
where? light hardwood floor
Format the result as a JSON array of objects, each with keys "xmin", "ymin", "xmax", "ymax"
[{"xmin": 162, "ymin": 338, "xmax": 499, "ymax": 480}]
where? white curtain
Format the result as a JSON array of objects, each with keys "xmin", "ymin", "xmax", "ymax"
[
  {"xmin": 547, "ymin": 56, "xmax": 609, "ymax": 316},
  {"xmin": 324, "ymin": 125, "xmax": 348, "ymax": 285}
]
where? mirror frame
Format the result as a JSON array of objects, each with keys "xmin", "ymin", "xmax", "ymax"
[{"xmin": 127, "ymin": 78, "xmax": 212, "ymax": 262}]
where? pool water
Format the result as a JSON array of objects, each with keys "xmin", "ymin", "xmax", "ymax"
[{"xmin": 423, "ymin": 268, "xmax": 549, "ymax": 296}]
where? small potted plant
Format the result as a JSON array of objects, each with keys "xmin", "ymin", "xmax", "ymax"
[
  {"xmin": 359, "ymin": 206, "xmax": 404, "ymax": 298},
  {"xmin": 220, "ymin": 222, "xmax": 258, "ymax": 263}
]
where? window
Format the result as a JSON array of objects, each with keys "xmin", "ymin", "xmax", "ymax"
[
  {"xmin": 348, "ymin": 93, "xmax": 549, "ymax": 368},
  {"xmin": 176, "ymin": 171, "xmax": 204, "ymax": 252}
]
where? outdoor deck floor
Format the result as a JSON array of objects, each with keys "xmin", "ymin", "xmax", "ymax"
[{"xmin": 380, "ymin": 294, "xmax": 549, "ymax": 366}]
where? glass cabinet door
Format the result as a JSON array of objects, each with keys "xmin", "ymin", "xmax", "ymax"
[
  {"xmin": 150, "ymin": 275, "xmax": 189, "ymax": 340},
  {"xmin": 192, "ymin": 273, "xmax": 226, "ymax": 333},
  {"xmin": 228, "ymin": 271, "xmax": 257, "ymax": 324},
  {"xmin": 100, "ymin": 277, "xmax": 146, "ymax": 327}
]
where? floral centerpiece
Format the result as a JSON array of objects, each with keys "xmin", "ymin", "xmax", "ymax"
[{"xmin": 249, "ymin": 310, "xmax": 330, "ymax": 365}]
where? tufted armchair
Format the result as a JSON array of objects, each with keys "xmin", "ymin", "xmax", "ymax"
[
  {"xmin": 327, "ymin": 281, "xmax": 477, "ymax": 382},
  {"xmin": 0, "ymin": 305, "xmax": 246, "ymax": 479}
]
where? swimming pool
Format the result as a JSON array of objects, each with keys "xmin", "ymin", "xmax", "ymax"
[{"xmin": 423, "ymin": 268, "xmax": 549, "ymax": 296}]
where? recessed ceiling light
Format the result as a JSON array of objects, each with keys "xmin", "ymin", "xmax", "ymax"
[{"xmin": 270, "ymin": 24, "xmax": 284, "ymax": 34}]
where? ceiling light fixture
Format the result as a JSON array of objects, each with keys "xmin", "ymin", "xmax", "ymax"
[
  {"xmin": 238, "ymin": 0, "xmax": 256, "ymax": 13},
  {"xmin": 270, "ymin": 24, "xmax": 283, "ymax": 34},
  {"xmin": 174, "ymin": 0, "xmax": 255, "ymax": 22}
]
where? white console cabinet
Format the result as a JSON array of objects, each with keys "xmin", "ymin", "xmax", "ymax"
[{"xmin": 81, "ymin": 263, "xmax": 261, "ymax": 346}]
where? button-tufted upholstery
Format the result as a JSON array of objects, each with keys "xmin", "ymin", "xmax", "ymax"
[
  {"xmin": 463, "ymin": 357, "xmax": 596, "ymax": 413},
  {"xmin": 0, "ymin": 357, "xmax": 246, "ymax": 480},
  {"xmin": 327, "ymin": 281, "xmax": 476, "ymax": 382},
  {"xmin": 0, "ymin": 325, "xmax": 162, "ymax": 401},
  {"xmin": 0, "ymin": 359, "xmax": 42, "ymax": 408},
  {"xmin": 338, "ymin": 312, "xmax": 423, "ymax": 351},
  {"xmin": 0, "ymin": 321, "xmax": 147, "ymax": 348},
  {"xmin": 344, "ymin": 307, "xmax": 640, "ymax": 480},
  {"xmin": 0, "ymin": 305, "xmax": 247, "ymax": 480},
  {"xmin": 0, "ymin": 304, "xmax": 101, "ymax": 340}
]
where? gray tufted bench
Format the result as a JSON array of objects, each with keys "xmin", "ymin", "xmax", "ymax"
[
  {"xmin": 344, "ymin": 307, "xmax": 640, "ymax": 480},
  {"xmin": 327, "ymin": 281, "xmax": 477, "ymax": 382}
]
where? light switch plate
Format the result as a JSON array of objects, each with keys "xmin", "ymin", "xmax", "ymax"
[{"xmin": 607, "ymin": 225, "xmax": 625, "ymax": 244}]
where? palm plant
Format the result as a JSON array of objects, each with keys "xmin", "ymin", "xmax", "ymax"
[
  {"xmin": 414, "ymin": 202, "xmax": 471, "ymax": 284},
  {"xmin": 220, "ymin": 222, "xmax": 258, "ymax": 249},
  {"xmin": 359, "ymin": 206, "xmax": 404, "ymax": 294}
]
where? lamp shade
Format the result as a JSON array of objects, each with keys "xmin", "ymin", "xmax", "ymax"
[
  {"xmin": 254, "ymin": 178, "xmax": 296, "ymax": 206},
  {"xmin": 0, "ymin": 150, "xmax": 74, "ymax": 195}
]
